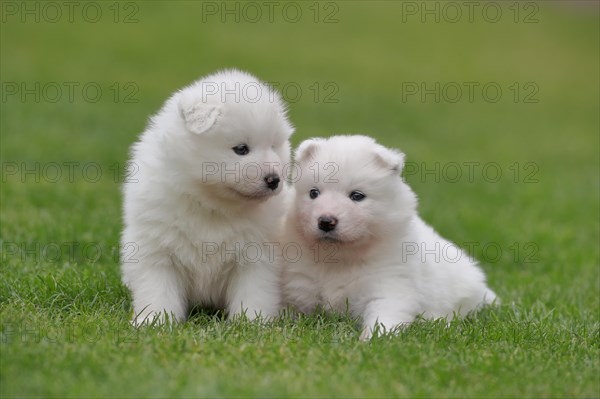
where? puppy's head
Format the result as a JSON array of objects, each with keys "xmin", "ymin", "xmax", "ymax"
[
  {"xmin": 291, "ymin": 135, "xmax": 417, "ymax": 250},
  {"xmin": 172, "ymin": 69, "xmax": 293, "ymax": 202}
]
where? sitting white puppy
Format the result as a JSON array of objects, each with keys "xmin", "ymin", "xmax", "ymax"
[
  {"xmin": 281, "ymin": 135, "xmax": 497, "ymax": 339},
  {"xmin": 121, "ymin": 70, "xmax": 294, "ymax": 325}
]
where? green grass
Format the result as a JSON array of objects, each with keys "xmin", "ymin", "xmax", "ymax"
[{"xmin": 1, "ymin": 1, "xmax": 599, "ymax": 398}]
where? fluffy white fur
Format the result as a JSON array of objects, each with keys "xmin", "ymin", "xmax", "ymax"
[
  {"xmin": 121, "ymin": 70, "xmax": 294, "ymax": 325},
  {"xmin": 281, "ymin": 135, "xmax": 497, "ymax": 339}
]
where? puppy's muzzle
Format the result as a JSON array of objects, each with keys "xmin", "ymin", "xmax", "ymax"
[
  {"xmin": 264, "ymin": 174, "xmax": 280, "ymax": 191},
  {"xmin": 318, "ymin": 216, "xmax": 338, "ymax": 232}
]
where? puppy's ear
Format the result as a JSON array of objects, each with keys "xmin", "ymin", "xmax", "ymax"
[
  {"xmin": 178, "ymin": 93, "xmax": 221, "ymax": 135},
  {"xmin": 373, "ymin": 145, "xmax": 405, "ymax": 174},
  {"xmin": 295, "ymin": 139, "xmax": 322, "ymax": 163}
]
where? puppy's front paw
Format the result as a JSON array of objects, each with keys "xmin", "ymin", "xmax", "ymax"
[
  {"xmin": 131, "ymin": 309, "xmax": 182, "ymax": 327},
  {"xmin": 228, "ymin": 306, "xmax": 279, "ymax": 324},
  {"xmin": 359, "ymin": 327, "xmax": 373, "ymax": 341},
  {"xmin": 360, "ymin": 320, "xmax": 413, "ymax": 341}
]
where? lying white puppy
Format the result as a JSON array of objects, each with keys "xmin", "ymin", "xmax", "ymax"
[
  {"xmin": 281, "ymin": 135, "xmax": 497, "ymax": 339},
  {"xmin": 121, "ymin": 69, "xmax": 294, "ymax": 325}
]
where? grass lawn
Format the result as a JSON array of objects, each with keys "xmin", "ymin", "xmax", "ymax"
[{"xmin": 1, "ymin": 1, "xmax": 598, "ymax": 398}]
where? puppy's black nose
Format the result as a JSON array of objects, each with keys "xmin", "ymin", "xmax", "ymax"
[
  {"xmin": 264, "ymin": 174, "xmax": 280, "ymax": 190},
  {"xmin": 318, "ymin": 216, "xmax": 338, "ymax": 232}
]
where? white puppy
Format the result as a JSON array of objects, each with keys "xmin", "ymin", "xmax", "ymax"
[
  {"xmin": 281, "ymin": 135, "xmax": 496, "ymax": 339},
  {"xmin": 121, "ymin": 70, "xmax": 294, "ymax": 325}
]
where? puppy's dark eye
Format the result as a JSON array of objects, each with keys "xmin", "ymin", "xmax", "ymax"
[
  {"xmin": 309, "ymin": 188, "xmax": 320, "ymax": 199},
  {"xmin": 232, "ymin": 144, "xmax": 250, "ymax": 156},
  {"xmin": 349, "ymin": 191, "xmax": 366, "ymax": 202}
]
